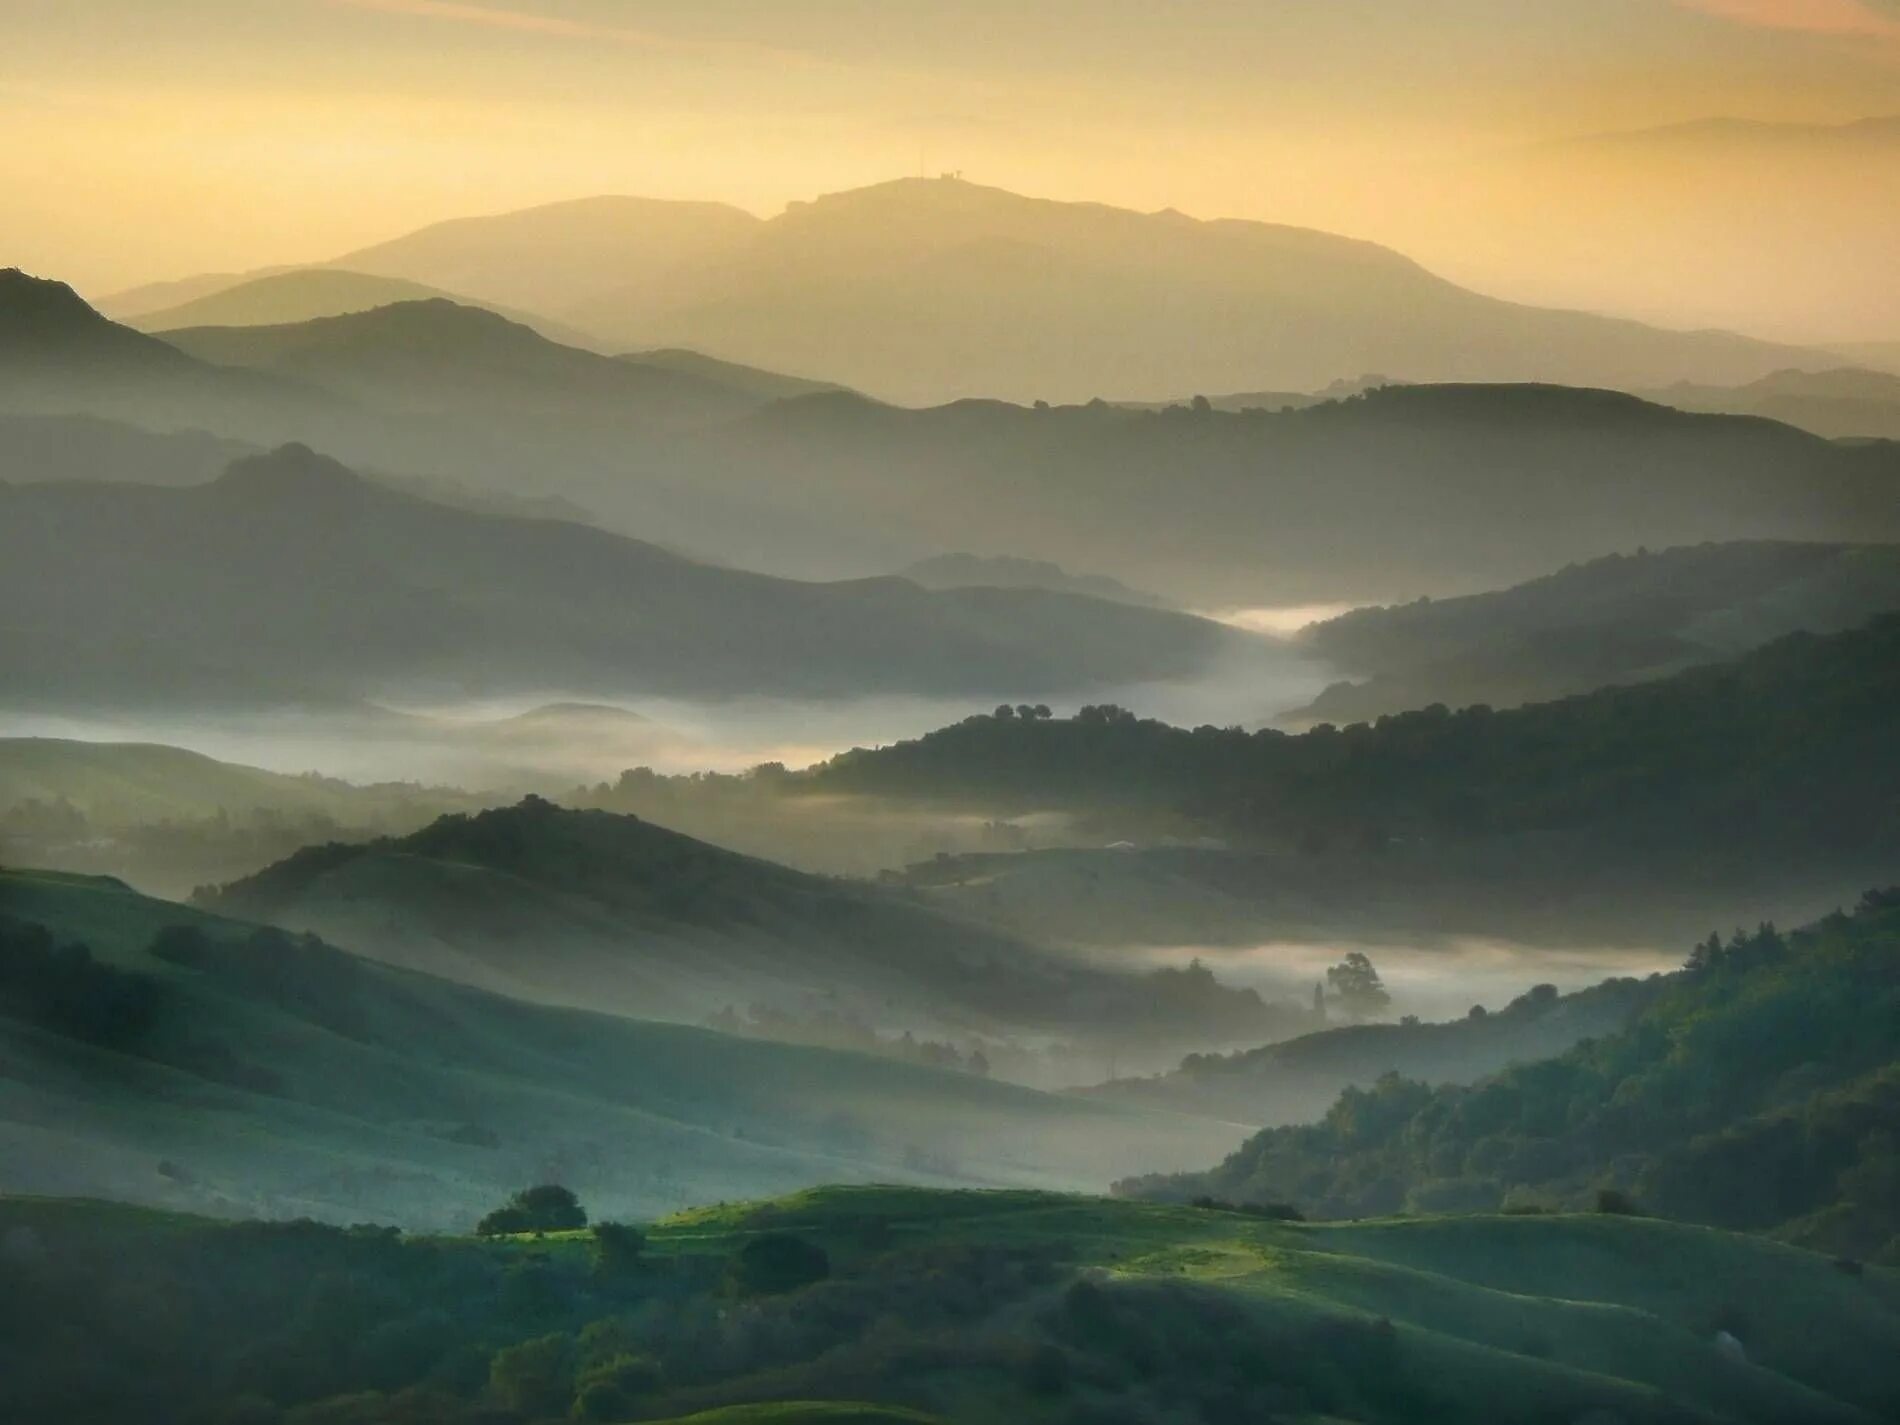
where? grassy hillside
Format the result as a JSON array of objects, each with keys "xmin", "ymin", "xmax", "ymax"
[
  {"xmin": 1080, "ymin": 974, "xmax": 1660, "ymax": 1127},
  {"xmin": 0, "ymin": 869, "xmax": 1238, "ymax": 1229},
  {"xmin": 2, "ymin": 1184, "xmax": 1894, "ymax": 1424},
  {"xmin": 1121, "ymin": 891, "xmax": 1900, "ymax": 1263},
  {"xmin": 1287, "ymin": 541, "xmax": 1900, "ymax": 724},
  {"xmin": 201, "ymin": 799, "xmax": 1290, "ymax": 1068}
]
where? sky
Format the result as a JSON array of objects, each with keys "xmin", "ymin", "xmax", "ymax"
[{"xmin": 4, "ymin": 1, "xmax": 1897, "ymax": 338}]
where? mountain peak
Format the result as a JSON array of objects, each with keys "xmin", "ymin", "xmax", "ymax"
[
  {"xmin": 0, "ymin": 268, "xmax": 120, "ymax": 342},
  {"xmin": 211, "ymin": 443, "xmax": 370, "ymax": 500}
]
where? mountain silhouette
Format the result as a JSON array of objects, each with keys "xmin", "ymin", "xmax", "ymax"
[
  {"xmin": 130, "ymin": 267, "xmax": 601, "ymax": 347},
  {"xmin": 330, "ymin": 193, "xmax": 762, "ymax": 314},
  {"xmin": 0, "ymin": 443, "xmax": 1235, "ymax": 709}
]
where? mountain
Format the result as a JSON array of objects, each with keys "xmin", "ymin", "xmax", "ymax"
[
  {"xmin": 588, "ymin": 176, "xmax": 1821, "ymax": 404},
  {"xmin": 1643, "ymin": 368, "xmax": 1900, "ymax": 441},
  {"xmin": 330, "ymin": 193, "xmax": 763, "ymax": 315},
  {"xmin": 900, "ymin": 553, "xmax": 1172, "ymax": 609},
  {"xmin": 1121, "ymin": 890, "xmax": 1900, "ymax": 1265},
  {"xmin": 7, "ymin": 1187, "xmax": 1897, "ymax": 1425},
  {"xmin": 1284, "ymin": 541, "xmax": 1900, "ymax": 725},
  {"xmin": 12, "ymin": 271, "xmax": 1894, "ymax": 606},
  {"xmin": 0, "ymin": 867, "xmax": 1235, "ymax": 1228},
  {"xmin": 0, "ymin": 412, "xmax": 252, "ymax": 487},
  {"xmin": 618, "ymin": 346, "xmax": 850, "ymax": 401},
  {"xmin": 687, "ymin": 383, "xmax": 1900, "ymax": 605},
  {"xmin": 157, "ymin": 300, "xmax": 760, "ymax": 427},
  {"xmin": 0, "ymin": 268, "xmax": 357, "ymax": 444},
  {"xmin": 1830, "ymin": 341, "xmax": 1900, "ymax": 377},
  {"xmin": 130, "ymin": 267, "xmax": 600, "ymax": 347},
  {"xmin": 201, "ymin": 798, "xmax": 1284, "ymax": 1062},
  {"xmin": 0, "ymin": 443, "xmax": 1234, "ymax": 709}
]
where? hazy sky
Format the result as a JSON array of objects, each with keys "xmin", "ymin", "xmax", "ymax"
[{"xmin": 5, "ymin": 1, "xmax": 1897, "ymax": 336}]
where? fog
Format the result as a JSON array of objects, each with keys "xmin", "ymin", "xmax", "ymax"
[
  {"xmin": 0, "ymin": 620, "xmax": 1339, "ymax": 791},
  {"xmin": 1109, "ymin": 937, "xmax": 1679, "ymax": 1025}
]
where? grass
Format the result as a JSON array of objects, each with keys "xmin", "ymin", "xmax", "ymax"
[
  {"xmin": 633, "ymin": 1185, "xmax": 1900, "ymax": 1423},
  {"xmin": 0, "ymin": 870, "xmax": 1239, "ymax": 1229}
]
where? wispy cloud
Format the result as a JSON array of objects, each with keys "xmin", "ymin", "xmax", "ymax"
[
  {"xmin": 326, "ymin": 0, "xmax": 809, "ymax": 61},
  {"xmin": 1675, "ymin": 0, "xmax": 1900, "ymax": 40}
]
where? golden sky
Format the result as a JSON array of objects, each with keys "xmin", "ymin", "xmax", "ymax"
[{"xmin": 5, "ymin": 1, "xmax": 1897, "ymax": 338}]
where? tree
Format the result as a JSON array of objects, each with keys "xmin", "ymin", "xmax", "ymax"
[
  {"xmin": 1325, "ymin": 952, "xmax": 1391, "ymax": 1021},
  {"xmin": 487, "ymin": 1333, "xmax": 574, "ymax": 1418},
  {"xmin": 476, "ymin": 1184, "xmax": 586, "ymax": 1236}
]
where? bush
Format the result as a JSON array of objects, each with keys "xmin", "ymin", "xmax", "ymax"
[
  {"xmin": 727, "ymin": 1233, "xmax": 830, "ymax": 1296},
  {"xmin": 1594, "ymin": 1188, "xmax": 1645, "ymax": 1216},
  {"xmin": 486, "ymin": 1334, "xmax": 573, "ymax": 1418}
]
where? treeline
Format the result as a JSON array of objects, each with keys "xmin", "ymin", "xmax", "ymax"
[
  {"xmin": 807, "ymin": 617, "xmax": 1900, "ymax": 857},
  {"xmin": 1119, "ymin": 889, "xmax": 1900, "ymax": 1263}
]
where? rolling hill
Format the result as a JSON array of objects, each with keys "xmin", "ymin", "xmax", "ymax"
[
  {"xmin": 1285, "ymin": 540, "xmax": 1900, "ymax": 725},
  {"xmin": 1122, "ymin": 890, "xmax": 1900, "ymax": 1265},
  {"xmin": 687, "ymin": 382, "xmax": 1900, "ymax": 604},
  {"xmin": 11, "ymin": 271, "xmax": 1895, "ymax": 606},
  {"xmin": 3, "ymin": 1183, "xmax": 1895, "ymax": 1424},
  {"xmin": 1080, "ymin": 974, "xmax": 1661, "ymax": 1127},
  {"xmin": 0, "ymin": 442, "xmax": 1236, "ymax": 709},
  {"xmin": 200, "ymin": 798, "xmax": 1282, "ymax": 1060},
  {"xmin": 1643, "ymin": 368, "xmax": 1900, "ymax": 441},
  {"xmin": 157, "ymin": 299, "xmax": 759, "ymax": 428},
  {"xmin": 0, "ymin": 867, "xmax": 1237, "ymax": 1229}
]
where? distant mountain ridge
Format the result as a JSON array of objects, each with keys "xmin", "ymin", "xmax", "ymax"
[
  {"xmin": 1285, "ymin": 540, "xmax": 1900, "ymax": 725},
  {"xmin": 0, "ymin": 442, "xmax": 1235, "ymax": 709},
  {"xmin": 95, "ymin": 177, "xmax": 1837, "ymax": 406}
]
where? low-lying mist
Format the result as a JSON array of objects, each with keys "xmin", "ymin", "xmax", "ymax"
[{"xmin": 1, "ymin": 623, "xmax": 1337, "ymax": 793}]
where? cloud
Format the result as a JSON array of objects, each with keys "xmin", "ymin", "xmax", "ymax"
[
  {"xmin": 1675, "ymin": 0, "xmax": 1900, "ymax": 40},
  {"xmin": 326, "ymin": 0, "xmax": 810, "ymax": 61}
]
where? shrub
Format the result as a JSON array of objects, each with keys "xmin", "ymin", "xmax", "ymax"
[{"xmin": 727, "ymin": 1233, "xmax": 830, "ymax": 1296}]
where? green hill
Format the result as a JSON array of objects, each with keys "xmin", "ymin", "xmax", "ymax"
[
  {"xmin": 201, "ymin": 798, "xmax": 1286, "ymax": 1062},
  {"xmin": 2, "ymin": 1184, "xmax": 1895, "ymax": 1424},
  {"xmin": 1286, "ymin": 541, "xmax": 1900, "ymax": 725},
  {"xmin": 0, "ymin": 868, "xmax": 1238, "ymax": 1230},
  {"xmin": 1080, "ymin": 974, "xmax": 1660, "ymax": 1127},
  {"xmin": 1121, "ymin": 891, "xmax": 1900, "ymax": 1264}
]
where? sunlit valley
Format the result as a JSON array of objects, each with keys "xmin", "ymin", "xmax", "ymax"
[{"xmin": 5, "ymin": 6, "xmax": 1900, "ymax": 1424}]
